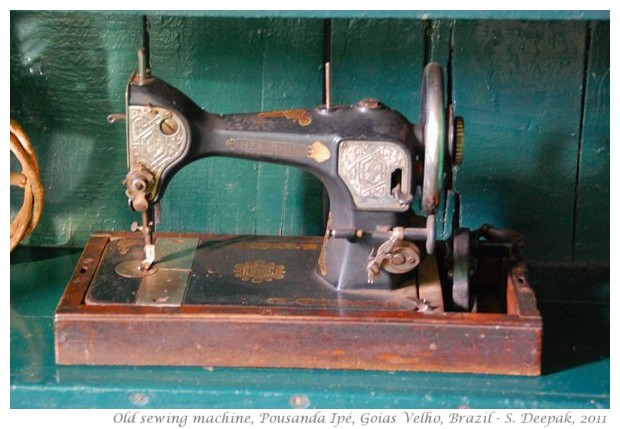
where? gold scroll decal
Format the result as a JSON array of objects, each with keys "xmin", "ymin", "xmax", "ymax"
[
  {"xmin": 257, "ymin": 109, "xmax": 312, "ymax": 126},
  {"xmin": 233, "ymin": 260, "xmax": 285, "ymax": 283},
  {"xmin": 229, "ymin": 241, "xmax": 321, "ymax": 250},
  {"xmin": 225, "ymin": 139, "xmax": 330, "ymax": 163}
]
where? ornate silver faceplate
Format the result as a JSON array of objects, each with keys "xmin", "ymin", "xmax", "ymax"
[
  {"xmin": 127, "ymin": 106, "xmax": 188, "ymax": 181},
  {"xmin": 338, "ymin": 140, "xmax": 411, "ymax": 211}
]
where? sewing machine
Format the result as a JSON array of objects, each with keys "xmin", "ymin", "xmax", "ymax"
[{"xmin": 54, "ymin": 51, "xmax": 542, "ymax": 375}]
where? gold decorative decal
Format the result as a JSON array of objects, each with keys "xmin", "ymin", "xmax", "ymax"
[
  {"xmin": 225, "ymin": 138, "xmax": 329, "ymax": 165},
  {"xmin": 229, "ymin": 241, "xmax": 320, "ymax": 250},
  {"xmin": 257, "ymin": 109, "xmax": 312, "ymax": 126},
  {"xmin": 307, "ymin": 141, "xmax": 331, "ymax": 163},
  {"xmin": 233, "ymin": 260, "xmax": 285, "ymax": 283}
]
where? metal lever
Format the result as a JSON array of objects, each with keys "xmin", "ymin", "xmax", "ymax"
[
  {"xmin": 365, "ymin": 214, "xmax": 436, "ymax": 284},
  {"xmin": 366, "ymin": 227, "xmax": 422, "ymax": 284},
  {"xmin": 367, "ymin": 228, "xmax": 404, "ymax": 284}
]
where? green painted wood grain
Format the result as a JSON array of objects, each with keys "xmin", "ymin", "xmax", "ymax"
[
  {"xmin": 148, "ymin": 17, "xmax": 324, "ymax": 236},
  {"xmin": 574, "ymin": 22, "xmax": 610, "ymax": 263},
  {"xmin": 10, "ymin": 12, "xmax": 609, "ymax": 265},
  {"xmin": 147, "ymin": 16, "xmax": 263, "ymax": 236},
  {"xmin": 331, "ymin": 19, "xmax": 426, "ymax": 121},
  {"xmin": 10, "ymin": 11, "xmax": 143, "ymax": 246},
  {"xmin": 109, "ymin": 10, "xmax": 610, "ymax": 21},
  {"xmin": 253, "ymin": 19, "xmax": 324, "ymax": 236},
  {"xmin": 452, "ymin": 20, "xmax": 588, "ymax": 263}
]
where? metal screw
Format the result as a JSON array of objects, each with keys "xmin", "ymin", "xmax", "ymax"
[
  {"xmin": 129, "ymin": 392, "xmax": 149, "ymax": 406},
  {"xmin": 289, "ymin": 394, "xmax": 310, "ymax": 409},
  {"xmin": 132, "ymin": 178, "xmax": 147, "ymax": 192},
  {"xmin": 160, "ymin": 117, "xmax": 179, "ymax": 135},
  {"xmin": 391, "ymin": 253, "xmax": 406, "ymax": 265},
  {"xmin": 357, "ymin": 98, "xmax": 382, "ymax": 109}
]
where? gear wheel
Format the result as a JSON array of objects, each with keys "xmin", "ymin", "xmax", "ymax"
[{"xmin": 454, "ymin": 116, "xmax": 465, "ymax": 165}]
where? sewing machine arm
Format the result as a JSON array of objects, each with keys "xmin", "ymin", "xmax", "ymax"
[{"xmin": 118, "ymin": 57, "xmax": 458, "ymax": 292}]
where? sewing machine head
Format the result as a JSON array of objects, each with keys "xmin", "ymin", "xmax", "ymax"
[{"xmin": 111, "ymin": 49, "xmax": 465, "ymax": 301}]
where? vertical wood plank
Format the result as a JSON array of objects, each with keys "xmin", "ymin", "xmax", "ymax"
[
  {"xmin": 574, "ymin": 22, "xmax": 610, "ymax": 263},
  {"xmin": 148, "ymin": 17, "xmax": 324, "ymax": 236},
  {"xmin": 148, "ymin": 16, "xmax": 265, "ymax": 235},
  {"xmin": 10, "ymin": 11, "xmax": 143, "ymax": 246},
  {"xmin": 452, "ymin": 20, "xmax": 587, "ymax": 263},
  {"xmin": 331, "ymin": 19, "xmax": 426, "ymax": 122},
  {"xmin": 255, "ymin": 19, "xmax": 324, "ymax": 236},
  {"xmin": 10, "ymin": 12, "xmax": 609, "ymax": 265},
  {"xmin": 429, "ymin": 20, "xmax": 453, "ymax": 73}
]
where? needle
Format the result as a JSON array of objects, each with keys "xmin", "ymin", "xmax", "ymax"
[
  {"xmin": 140, "ymin": 209, "xmax": 155, "ymax": 271},
  {"xmin": 131, "ymin": 206, "xmax": 156, "ymax": 271}
]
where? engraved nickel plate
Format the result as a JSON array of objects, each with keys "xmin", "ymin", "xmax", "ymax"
[
  {"xmin": 127, "ymin": 106, "xmax": 188, "ymax": 180},
  {"xmin": 338, "ymin": 140, "xmax": 411, "ymax": 211}
]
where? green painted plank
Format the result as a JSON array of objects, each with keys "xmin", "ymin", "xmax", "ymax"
[
  {"xmin": 429, "ymin": 20, "xmax": 453, "ymax": 71},
  {"xmin": 11, "ymin": 362, "xmax": 611, "ymax": 408},
  {"xmin": 148, "ymin": 16, "xmax": 324, "ymax": 236},
  {"xmin": 452, "ymin": 21, "xmax": 587, "ymax": 263},
  {"xmin": 107, "ymin": 10, "xmax": 610, "ymax": 21},
  {"xmin": 331, "ymin": 19, "xmax": 426, "ymax": 122},
  {"xmin": 147, "ymin": 16, "xmax": 264, "ymax": 235},
  {"xmin": 10, "ymin": 12, "xmax": 610, "ymax": 264},
  {"xmin": 254, "ymin": 19, "xmax": 324, "ymax": 236},
  {"xmin": 10, "ymin": 11, "xmax": 143, "ymax": 247},
  {"xmin": 574, "ymin": 22, "xmax": 610, "ymax": 263}
]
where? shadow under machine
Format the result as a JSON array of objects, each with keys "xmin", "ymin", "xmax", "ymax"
[{"xmin": 54, "ymin": 50, "xmax": 542, "ymax": 375}]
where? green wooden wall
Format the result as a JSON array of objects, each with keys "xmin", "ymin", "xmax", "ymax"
[{"xmin": 10, "ymin": 12, "xmax": 609, "ymax": 265}]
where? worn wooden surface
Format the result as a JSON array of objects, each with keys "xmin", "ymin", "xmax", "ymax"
[
  {"xmin": 53, "ymin": 233, "xmax": 541, "ymax": 375},
  {"xmin": 10, "ymin": 12, "xmax": 609, "ymax": 265},
  {"xmin": 11, "ymin": 246, "xmax": 609, "ymax": 407}
]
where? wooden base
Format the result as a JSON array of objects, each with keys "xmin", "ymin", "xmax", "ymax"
[{"xmin": 54, "ymin": 232, "xmax": 542, "ymax": 375}]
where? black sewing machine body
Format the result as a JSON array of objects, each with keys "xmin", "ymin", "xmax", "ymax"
[
  {"xmin": 122, "ymin": 61, "xmax": 447, "ymax": 294},
  {"xmin": 54, "ymin": 56, "xmax": 542, "ymax": 375}
]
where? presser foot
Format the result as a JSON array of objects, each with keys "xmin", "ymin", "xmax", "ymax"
[
  {"xmin": 140, "ymin": 243, "xmax": 156, "ymax": 271},
  {"xmin": 115, "ymin": 237, "xmax": 157, "ymax": 278},
  {"xmin": 115, "ymin": 258, "xmax": 158, "ymax": 278},
  {"xmin": 124, "ymin": 210, "xmax": 157, "ymax": 276}
]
